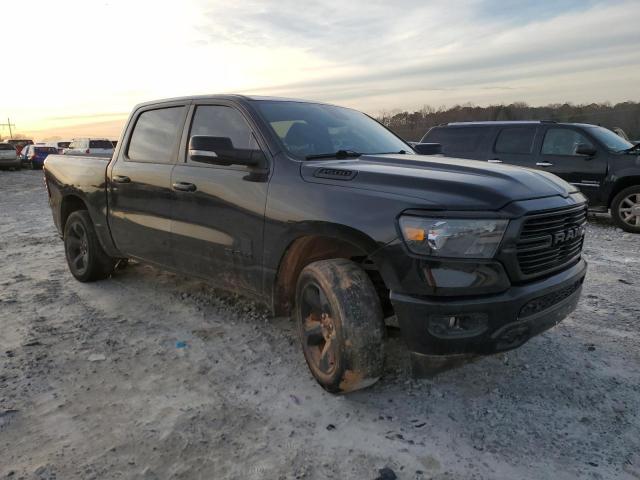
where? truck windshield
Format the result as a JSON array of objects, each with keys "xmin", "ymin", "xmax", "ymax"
[
  {"xmin": 586, "ymin": 126, "xmax": 634, "ymax": 152},
  {"xmin": 254, "ymin": 100, "xmax": 409, "ymax": 159}
]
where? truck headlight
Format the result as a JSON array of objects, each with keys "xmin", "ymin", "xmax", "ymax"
[{"xmin": 399, "ymin": 216, "xmax": 508, "ymax": 258}]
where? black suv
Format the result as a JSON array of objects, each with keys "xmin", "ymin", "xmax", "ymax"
[{"xmin": 421, "ymin": 121, "xmax": 640, "ymax": 232}]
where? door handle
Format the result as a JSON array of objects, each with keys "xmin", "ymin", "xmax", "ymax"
[
  {"xmin": 536, "ymin": 162, "xmax": 553, "ymax": 167},
  {"xmin": 112, "ymin": 175, "xmax": 131, "ymax": 183},
  {"xmin": 172, "ymin": 182, "xmax": 197, "ymax": 192},
  {"xmin": 488, "ymin": 159, "xmax": 502, "ymax": 163}
]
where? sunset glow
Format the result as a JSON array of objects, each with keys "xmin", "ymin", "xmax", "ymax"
[{"xmin": 2, "ymin": 0, "xmax": 639, "ymax": 141}]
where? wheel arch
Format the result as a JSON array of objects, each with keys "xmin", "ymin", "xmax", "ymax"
[
  {"xmin": 58, "ymin": 192, "xmax": 123, "ymax": 258},
  {"xmin": 60, "ymin": 194, "xmax": 89, "ymax": 233},
  {"xmin": 608, "ymin": 176, "xmax": 640, "ymax": 207},
  {"xmin": 270, "ymin": 223, "xmax": 389, "ymax": 317}
]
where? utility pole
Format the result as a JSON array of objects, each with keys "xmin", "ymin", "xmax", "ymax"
[{"xmin": 0, "ymin": 118, "xmax": 16, "ymax": 139}]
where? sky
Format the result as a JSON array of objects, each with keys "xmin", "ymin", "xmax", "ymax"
[{"xmin": 2, "ymin": 0, "xmax": 639, "ymax": 140}]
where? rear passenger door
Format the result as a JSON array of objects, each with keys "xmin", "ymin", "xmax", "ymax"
[
  {"xmin": 490, "ymin": 126, "xmax": 540, "ymax": 168},
  {"xmin": 536, "ymin": 127, "xmax": 607, "ymax": 203},
  {"xmin": 170, "ymin": 102, "xmax": 270, "ymax": 297},
  {"xmin": 107, "ymin": 103, "xmax": 188, "ymax": 266}
]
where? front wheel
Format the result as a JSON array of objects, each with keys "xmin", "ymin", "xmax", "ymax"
[
  {"xmin": 64, "ymin": 210, "xmax": 116, "ymax": 281},
  {"xmin": 295, "ymin": 259, "xmax": 385, "ymax": 393},
  {"xmin": 611, "ymin": 185, "xmax": 640, "ymax": 233}
]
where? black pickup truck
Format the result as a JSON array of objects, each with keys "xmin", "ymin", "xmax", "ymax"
[{"xmin": 44, "ymin": 95, "xmax": 588, "ymax": 393}]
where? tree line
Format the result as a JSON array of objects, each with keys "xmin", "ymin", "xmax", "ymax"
[{"xmin": 378, "ymin": 101, "xmax": 640, "ymax": 142}]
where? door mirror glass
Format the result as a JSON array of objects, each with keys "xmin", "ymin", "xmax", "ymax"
[
  {"xmin": 189, "ymin": 135, "xmax": 258, "ymax": 166},
  {"xmin": 575, "ymin": 144, "xmax": 597, "ymax": 156}
]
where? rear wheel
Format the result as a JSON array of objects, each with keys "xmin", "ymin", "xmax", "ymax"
[
  {"xmin": 64, "ymin": 210, "xmax": 116, "ymax": 281},
  {"xmin": 295, "ymin": 259, "xmax": 385, "ymax": 393},
  {"xmin": 611, "ymin": 185, "xmax": 640, "ymax": 233}
]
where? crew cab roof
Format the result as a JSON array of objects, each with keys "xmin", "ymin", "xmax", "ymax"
[{"xmin": 132, "ymin": 94, "xmax": 331, "ymax": 110}]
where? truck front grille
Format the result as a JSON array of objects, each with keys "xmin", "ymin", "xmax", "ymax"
[{"xmin": 516, "ymin": 205, "xmax": 587, "ymax": 276}]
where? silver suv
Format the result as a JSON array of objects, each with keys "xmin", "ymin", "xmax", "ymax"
[{"xmin": 0, "ymin": 143, "xmax": 20, "ymax": 170}]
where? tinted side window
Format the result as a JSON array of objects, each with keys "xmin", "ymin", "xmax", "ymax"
[
  {"xmin": 494, "ymin": 128, "xmax": 536, "ymax": 154},
  {"xmin": 90, "ymin": 140, "xmax": 113, "ymax": 149},
  {"xmin": 0, "ymin": 144, "xmax": 14, "ymax": 151},
  {"xmin": 190, "ymin": 105, "xmax": 253, "ymax": 149},
  {"xmin": 423, "ymin": 127, "xmax": 485, "ymax": 154},
  {"xmin": 128, "ymin": 107, "xmax": 186, "ymax": 163},
  {"xmin": 541, "ymin": 128, "xmax": 594, "ymax": 156}
]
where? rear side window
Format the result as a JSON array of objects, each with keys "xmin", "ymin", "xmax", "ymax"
[
  {"xmin": 0, "ymin": 144, "xmax": 15, "ymax": 151},
  {"xmin": 89, "ymin": 140, "xmax": 113, "ymax": 149},
  {"xmin": 127, "ymin": 107, "xmax": 186, "ymax": 163},
  {"xmin": 494, "ymin": 128, "xmax": 536, "ymax": 154},
  {"xmin": 422, "ymin": 127, "xmax": 485, "ymax": 154}
]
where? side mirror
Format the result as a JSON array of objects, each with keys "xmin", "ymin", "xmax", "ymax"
[
  {"xmin": 189, "ymin": 135, "xmax": 259, "ymax": 167},
  {"xmin": 413, "ymin": 143, "xmax": 442, "ymax": 155},
  {"xmin": 575, "ymin": 144, "xmax": 597, "ymax": 156}
]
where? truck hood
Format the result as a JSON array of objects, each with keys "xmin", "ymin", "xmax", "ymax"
[{"xmin": 301, "ymin": 154, "xmax": 579, "ymax": 211}]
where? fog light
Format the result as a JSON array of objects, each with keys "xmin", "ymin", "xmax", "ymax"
[{"xmin": 427, "ymin": 313, "xmax": 488, "ymax": 339}]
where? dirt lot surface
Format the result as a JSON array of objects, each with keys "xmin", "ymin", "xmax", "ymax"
[{"xmin": 1, "ymin": 169, "xmax": 639, "ymax": 480}]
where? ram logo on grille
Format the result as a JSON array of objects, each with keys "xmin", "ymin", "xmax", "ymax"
[
  {"xmin": 551, "ymin": 225, "xmax": 585, "ymax": 246},
  {"xmin": 516, "ymin": 205, "xmax": 587, "ymax": 277}
]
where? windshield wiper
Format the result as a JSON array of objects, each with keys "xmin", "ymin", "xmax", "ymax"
[
  {"xmin": 621, "ymin": 143, "xmax": 640, "ymax": 153},
  {"xmin": 305, "ymin": 149, "xmax": 362, "ymax": 160},
  {"xmin": 375, "ymin": 149, "xmax": 408, "ymax": 155}
]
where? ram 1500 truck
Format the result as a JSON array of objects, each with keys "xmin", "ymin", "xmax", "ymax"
[{"xmin": 44, "ymin": 95, "xmax": 588, "ymax": 393}]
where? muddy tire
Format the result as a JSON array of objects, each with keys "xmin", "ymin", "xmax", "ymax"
[
  {"xmin": 611, "ymin": 185, "xmax": 640, "ymax": 233},
  {"xmin": 64, "ymin": 210, "xmax": 116, "ymax": 282},
  {"xmin": 295, "ymin": 259, "xmax": 385, "ymax": 393}
]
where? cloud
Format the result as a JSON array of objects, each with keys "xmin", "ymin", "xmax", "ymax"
[
  {"xmin": 195, "ymin": 0, "xmax": 640, "ymax": 110},
  {"xmin": 3, "ymin": 0, "xmax": 639, "ymax": 137}
]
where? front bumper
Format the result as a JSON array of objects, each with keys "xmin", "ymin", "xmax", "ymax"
[{"xmin": 391, "ymin": 258, "xmax": 587, "ymax": 355}]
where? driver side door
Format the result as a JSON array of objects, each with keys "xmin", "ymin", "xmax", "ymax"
[
  {"xmin": 170, "ymin": 103, "xmax": 270, "ymax": 297},
  {"xmin": 537, "ymin": 127, "xmax": 608, "ymax": 203}
]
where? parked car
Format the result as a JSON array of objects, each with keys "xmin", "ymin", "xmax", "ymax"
[
  {"xmin": 64, "ymin": 138, "xmax": 114, "ymax": 156},
  {"xmin": 5, "ymin": 139, "xmax": 34, "ymax": 156},
  {"xmin": 21, "ymin": 145, "xmax": 58, "ymax": 169},
  {"xmin": 421, "ymin": 121, "xmax": 640, "ymax": 232},
  {"xmin": 0, "ymin": 143, "xmax": 20, "ymax": 170},
  {"xmin": 47, "ymin": 140, "xmax": 71, "ymax": 154},
  {"xmin": 44, "ymin": 95, "xmax": 587, "ymax": 393}
]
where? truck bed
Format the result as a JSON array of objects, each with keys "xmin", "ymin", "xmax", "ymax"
[{"xmin": 44, "ymin": 154, "xmax": 112, "ymax": 243}]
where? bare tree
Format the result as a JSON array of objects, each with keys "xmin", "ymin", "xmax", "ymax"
[{"xmin": 379, "ymin": 101, "xmax": 640, "ymax": 141}]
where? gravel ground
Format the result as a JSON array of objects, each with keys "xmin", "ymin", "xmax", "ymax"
[{"xmin": 1, "ymin": 169, "xmax": 639, "ymax": 480}]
